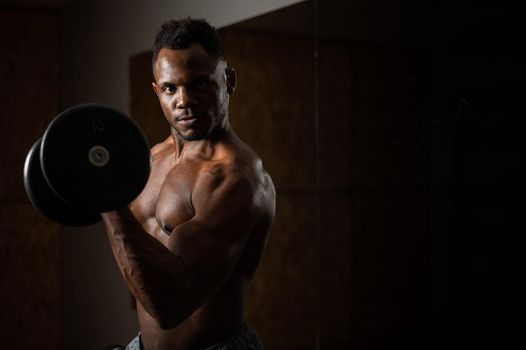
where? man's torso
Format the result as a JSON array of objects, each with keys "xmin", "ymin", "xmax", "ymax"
[{"xmin": 129, "ymin": 133, "xmax": 274, "ymax": 349}]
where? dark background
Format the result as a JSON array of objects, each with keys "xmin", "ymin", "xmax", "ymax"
[{"xmin": 1, "ymin": 0, "xmax": 525, "ymax": 349}]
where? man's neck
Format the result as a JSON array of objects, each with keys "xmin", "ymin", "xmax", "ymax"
[{"xmin": 171, "ymin": 123, "xmax": 232, "ymax": 161}]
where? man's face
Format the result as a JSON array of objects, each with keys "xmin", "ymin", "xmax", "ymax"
[{"xmin": 152, "ymin": 44, "xmax": 235, "ymax": 141}]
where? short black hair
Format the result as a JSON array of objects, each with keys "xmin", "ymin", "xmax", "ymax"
[{"xmin": 152, "ymin": 17, "xmax": 225, "ymax": 67}]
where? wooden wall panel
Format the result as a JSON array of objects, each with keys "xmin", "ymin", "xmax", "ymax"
[
  {"xmin": 0, "ymin": 203, "xmax": 60, "ymax": 349},
  {"xmin": 246, "ymin": 195, "xmax": 316, "ymax": 350},
  {"xmin": 317, "ymin": 43, "xmax": 351, "ymax": 191},
  {"xmin": 346, "ymin": 46, "xmax": 430, "ymax": 347},
  {"xmin": 129, "ymin": 53, "xmax": 166, "ymax": 147},
  {"xmin": 347, "ymin": 47, "xmax": 427, "ymax": 190},
  {"xmin": 348, "ymin": 191, "xmax": 428, "ymax": 333},
  {"xmin": 222, "ymin": 32, "xmax": 315, "ymax": 192},
  {"xmin": 0, "ymin": 10, "xmax": 59, "ymax": 200},
  {"xmin": 0, "ymin": 9, "xmax": 60, "ymax": 349},
  {"xmin": 318, "ymin": 195, "xmax": 352, "ymax": 346}
]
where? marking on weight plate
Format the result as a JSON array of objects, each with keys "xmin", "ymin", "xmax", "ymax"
[
  {"xmin": 91, "ymin": 118, "xmax": 105, "ymax": 133},
  {"xmin": 88, "ymin": 146, "xmax": 110, "ymax": 167}
]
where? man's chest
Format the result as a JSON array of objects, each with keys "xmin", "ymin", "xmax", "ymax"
[{"xmin": 155, "ymin": 165, "xmax": 197, "ymax": 232}]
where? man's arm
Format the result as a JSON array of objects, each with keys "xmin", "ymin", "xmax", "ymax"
[{"xmin": 101, "ymin": 171, "xmax": 258, "ymax": 330}]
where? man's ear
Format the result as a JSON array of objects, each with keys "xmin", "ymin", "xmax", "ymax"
[
  {"xmin": 152, "ymin": 82, "xmax": 161, "ymax": 98},
  {"xmin": 226, "ymin": 68, "xmax": 237, "ymax": 94}
]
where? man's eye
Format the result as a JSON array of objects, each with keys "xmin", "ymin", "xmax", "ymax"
[
  {"xmin": 193, "ymin": 80, "xmax": 208, "ymax": 89},
  {"xmin": 163, "ymin": 85, "xmax": 176, "ymax": 94}
]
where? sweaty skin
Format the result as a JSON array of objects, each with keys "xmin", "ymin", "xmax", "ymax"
[{"xmin": 101, "ymin": 44, "xmax": 275, "ymax": 350}]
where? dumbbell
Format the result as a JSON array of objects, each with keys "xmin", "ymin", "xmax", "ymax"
[{"xmin": 24, "ymin": 104, "xmax": 151, "ymax": 226}]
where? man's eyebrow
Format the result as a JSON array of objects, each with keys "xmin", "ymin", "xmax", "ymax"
[
  {"xmin": 193, "ymin": 74, "xmax": 211, "ymax": 79},
  {"xmin": 157, "ymin": 74, "xmax": 210, "ymax": 87},
  {"xmin": 158, "ymin": 81, "xmax": 176, "ymax": 87}
]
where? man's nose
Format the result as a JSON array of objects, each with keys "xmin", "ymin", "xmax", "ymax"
[{"xmin": 176, "ymin": 86, "xmax": 195, "ymax": 108}]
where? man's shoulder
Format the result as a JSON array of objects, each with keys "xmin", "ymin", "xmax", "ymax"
[
  {"xmin": 197, "ymin": 147, "xmax": 274, "ymax": 203},
  {"xmin": 205, "ymin": 145, "xmax": 265, "ymax": 182},
  {"xmin": 198, "ymin": 159, "xmax": 252, "ymax": 191},
  {"xmin": 191, "ymin": 140, "xmax": 275, "ymax": 222},
  {"xmin": 151, "ymin": 136, "xmax": 174, "ymax": 157}
]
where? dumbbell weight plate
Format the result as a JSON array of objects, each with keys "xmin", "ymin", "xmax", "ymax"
[
  {"xmin": 40, "ymin": 104, "xmax": 151, "ymax": 212},
  {"xmin": 24, "ymin": 137, "xmax": 102, "ymax": 226}
]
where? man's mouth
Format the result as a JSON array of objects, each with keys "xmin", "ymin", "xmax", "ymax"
[
  {"xmin": 177, "ymin": 115, "xmax": 198, "ymax": 125},
  {"xmin": 178, "ymin": 114, "xmax": 193, "ymax": 120}
]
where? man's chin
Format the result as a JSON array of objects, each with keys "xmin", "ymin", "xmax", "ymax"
[
  {"xmin": 179, "ymin": 129, "xmax": 210, "ymax": 142},
  {"xmin": 183, "ymin": 134, "xmax": 206, "ymax": 141}
]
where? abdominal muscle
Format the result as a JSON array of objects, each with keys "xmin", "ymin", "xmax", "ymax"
[
  {"xmin": 136, "ymin": 244, "xmax": 249, "ymax": 350},
  {"xmin": 129, "ymin": 210, "xmax": 249, "ymax": 349}
]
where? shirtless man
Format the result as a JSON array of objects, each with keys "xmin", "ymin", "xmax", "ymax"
[{"xmin": 101, "ymin": 18, "xmax": 275, "ymax": 350}]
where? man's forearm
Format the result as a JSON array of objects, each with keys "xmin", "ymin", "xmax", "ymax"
[{"xmin": 101, "ymin": 207, "xmax": 192, "ymax": 329}]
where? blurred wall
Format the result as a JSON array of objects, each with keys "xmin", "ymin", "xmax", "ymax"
[{"xmin": 0, "ymin": 8, "xmax": 60, "ymax": 350}]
